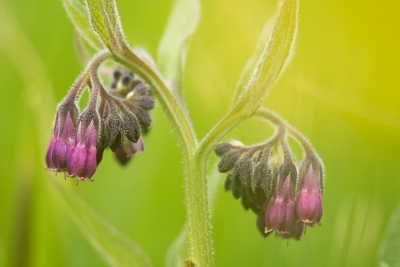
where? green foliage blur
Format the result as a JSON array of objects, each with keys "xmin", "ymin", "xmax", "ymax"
[{"xmin": 0, "ymin": 0, "xmax": 399, "ymax": 266}]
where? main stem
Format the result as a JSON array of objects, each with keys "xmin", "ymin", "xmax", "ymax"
[{"xmin": 116, "ymin": 47, "xmax": 213, "ymax": 267}]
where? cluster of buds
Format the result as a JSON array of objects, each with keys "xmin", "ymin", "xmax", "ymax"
[
  {"xmin": 45, "ymin": 57, "xmax": 154, "ymax": 183},
  {"xmin": 214, "ymin": 133, "xmax": 323, "ymax": 241}
]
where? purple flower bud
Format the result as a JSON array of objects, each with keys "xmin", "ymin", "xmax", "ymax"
[
  {"xmin": 45, "ymin": 127, "xmax": 58, "ymax": 171},
  {"xmin": 45, "ymin": 112, "xmax": 76, "ymax": 172},
  {"xmin": 114, "ymin": 137, "xmax": 145, "ymax": 166},
  {"xmin": 265, "ymin": 175, "xmax": 295, "ymax": 234},
  {"xmin": 67, "ymin": 120, "xmax": 97, "ymax": 180},
  {"xmin": 256, "ymin": 203, "xmax": 271, "ymax": 238},
  {"xmin": 277, "ymin": 222, "xmax": 304, "ymax": 241},
  {"xmin": 295, "ymin": 165, "xmax": 323, "ymax": 226}
]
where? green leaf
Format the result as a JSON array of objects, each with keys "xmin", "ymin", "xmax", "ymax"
[
  {"xmin": 197, "ymin": 0, "xmax": 298, "ymax": 160},
  {"xmin": 85, "ymin": 0, "xmax": 111, "ymax": 48},
  {"xmin": 158, "ymin": 0, "xmax": 200, "ymax": 100},
  {"xmin": 85, "ymin": 0, "xmax": 126, "ymax": 53},
  {"xmin": 236, "ymin": 0, "xmax": 298, "ymax": 107},
  {"xmin": 50, "ymin": 179, "xmax": 153, "ymax": 267},
  {"xmin": 233, "ymin": 12, "xmax": 277, "ymax": 103},
  {"xmin": 379, "ymin": 202, "xmax": 400, "ymax": 267},
  {"xmin": 61, "ymin": 0, "xmax": 103, "ymax": 50},
  {"xmin": 102, "ymin": 0, "xmax": 124, "ymax": 43}
]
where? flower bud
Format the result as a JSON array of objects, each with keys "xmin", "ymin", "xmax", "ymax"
[
  {"xmin": 265, "ymin": 175, "xmax": 296, "ymax": 234},
  {"xmin": 251, "ymin": 157, "xmax": 271, "ymax": 209},
  {"xmin": 224, "ymin": 173, "xmax": 232, "ymax": 191},
  {"xmin": 214, "ymin": 140, "xmax": 244, "ymax": 157},
  {"xmin": 56, "ymin": 100, "xmax": 79, "ymax": 137},
  {"xmin": 277, "ymin": 222, "xmax": 304, "ymax": 241},
  {"xmin": 45, "ymin": 139, "xmax": 57, "ymax": 170},
  {"xmin": 122, "ymin": 111, "xmax": 141, "ymax": 143},
  {"xmin": 105, "ymin": 110, "xmax": 125, "ymax": 151},
  {"xmin": 128, "ymin": 85, "xmax": 155, "ymax": 111},
  {"xmin": 256, "ymin": 203, "xmax": 270, "ymax": 237},
  {"xmin": 126, "ymin": 104, "xmax": 152, "ymax": 133},
  {"xmin": 45, "ymin": 111, "xmax": 76, "ymax": 172},
  {"xmin": 114, "ymin": 137, "xmax": 145, "ymax": 166},
  {"xmin": 67, "ymin": 120, "xmax": 98, "ymax": 180},
  {"xmin": 295, "ymin": 164, "xmax": 323, "ymax": 226},
  {"xmin": 226, "ymin": 171, "xmax": 241, "ymax": 199},
  {"xmin": 218, "ymin": 150, "xmax": 242, "ymax": 173}
]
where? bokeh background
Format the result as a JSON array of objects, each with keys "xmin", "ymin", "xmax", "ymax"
[{"xmin": 1, "ymin": 0, "xmax": 399, "ymax": 266}]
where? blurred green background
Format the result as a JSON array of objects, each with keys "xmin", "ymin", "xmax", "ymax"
[{"xmin": 1, "ymin": 0, "xmax": 399, "ymax": 266}]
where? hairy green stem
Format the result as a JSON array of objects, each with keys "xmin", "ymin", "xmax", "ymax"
[
  {"xmin": 88, "ymin": 51, "xmax": 111, "ymax": 109},
  {"xmin": 114, "ymin": 46, "xmax": 213, "ymax": 267},
  {"xmin": 67, "ymin": 50, "xmax": 110, "ymax": 103}
]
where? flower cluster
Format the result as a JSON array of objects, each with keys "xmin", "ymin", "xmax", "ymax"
[
  {"xmin": 214, "ymin": 135, "xmax": 323, "ymax": 241},
  {"xmin": 45, "ymin": 61, "xmax": 154, "ymax": 183}
]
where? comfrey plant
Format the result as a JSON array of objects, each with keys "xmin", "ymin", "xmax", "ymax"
[
  {"xmin": 45, "ymin": 0, "xmax": 323, "ymax": 266},
  {"xmin": 214, "ymin": 110, "xmax": 323, "ymax": 240},
  {"xmin": 45, "ymin": 60, "xmax": 151, "ymax": 183}
]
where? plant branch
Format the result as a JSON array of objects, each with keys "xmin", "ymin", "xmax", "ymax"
[{"xmin": 255, "ymin": 108, "xmax": 318, "ymax": 159}]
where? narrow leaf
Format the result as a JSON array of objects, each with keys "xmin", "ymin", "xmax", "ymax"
[
  {"xmin": 158, "ymin": 0, "xmax": 200, "ymax": 99},
  {"xmin": 379, "ymin": 202, "xmax": 400, "ymax": 267},
  {"xmin": 233, "ymin": 12, "xmax": 277, "ymax": 103},
  {"xmin": 236, "ymin": 0, "xmax": 298, "ymax": 107},
  {"xmin": 85, "ymin": 0, "xmax": 126, "ymax": 53},
  {"xmin": 196, "ymin": 0, "xmax": 299, "ymax": 159},
  {"xmin": 62, "ymin": 0, "xmax": 103, "ymax": 50},
  {"xmin": 85, "ymin": 0, "xmax": 111, "ymax": 49},
  {"xmin": 50, "ymin": 179, "xmax": 153, "ymax": 267},
  {"xmin": 102, "ymin": 0, "xmax": 125, "ymax": 44}
]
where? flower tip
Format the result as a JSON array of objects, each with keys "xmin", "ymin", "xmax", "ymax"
[
  {"xmin": 76, "ymin": 176, "xmax": 94, "ymax": 182},
  {"xmin": 264, "ymin": 227, "xmax": 273, "ymax": 234},
  {"xmin": 66, "ymin": 173, "xmax": 76, "ymax": 178},
  {"xmin": 276, "ymin": 230, "xmax": 290, "ymax": 235},
  {"xmin": 301, "ymin": 219, "xmax": 322, "ymax": 227}
]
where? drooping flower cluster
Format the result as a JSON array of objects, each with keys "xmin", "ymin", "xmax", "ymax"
[
  {"xmin": 214, "ymin": 135, "xmax": 323, "ymax": 241},
  {"xmin": 45, "ymin": 61, "xmax": 153, "ymax": 182}
]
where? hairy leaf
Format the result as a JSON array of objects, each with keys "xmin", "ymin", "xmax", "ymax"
[
  {"xmin": 101, "ymin": 0, "xmax": 125, "ymax": 46},
  {"xmin": 85, "ymin": 0, "xmax": 110, "ymax": 48},
  {"xmin": 233, "ymin": 12, "xmax": 277, "ymax": 103},
  {"xmin": 62, "ymin": 0, "xmax": 103, "ymax": 50},
  {"xmin": 196, "ymin": 0, "xmax": 299, "ymax": 165},
  {"xmin": 379, "ymin": 202, "xmax": 400, "ymax": 267},
  {"xmin": 236, "ymin": 0, "xmax": 297, "ymax": 106},
  {"xmin": 85, "ymin": 0, "xmax": 126, "ymax": 53},
  {"xmin": 158, "ymin": 0, "xmax": 200, "ymax": 99}
]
